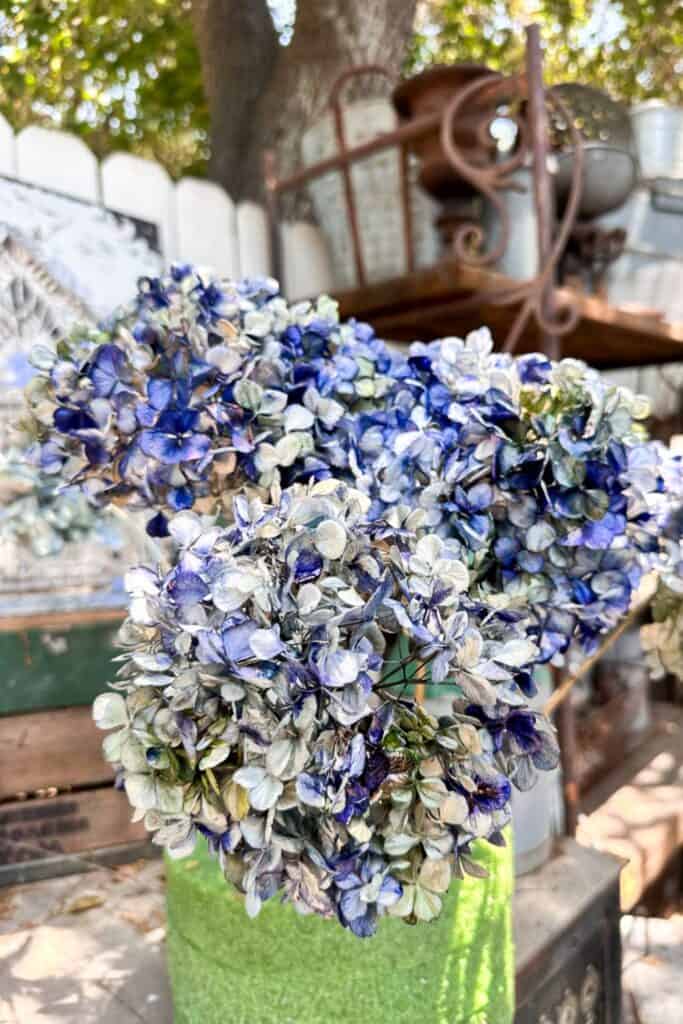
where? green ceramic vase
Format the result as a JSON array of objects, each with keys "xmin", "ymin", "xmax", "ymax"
[{"xmin": 165, "ymin": 836, "xmax": 514, "ymax": 1024}]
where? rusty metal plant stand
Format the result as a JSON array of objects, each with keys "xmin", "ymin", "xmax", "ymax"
[{"xmin": 265, "ymin": 24, "xmax": 584, "ymax": 359}]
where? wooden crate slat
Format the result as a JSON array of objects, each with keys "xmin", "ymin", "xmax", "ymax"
[
  {"xmin": 0, "ymin": 607, "xmax": 125, "ymax": 634},
  {"xmin": 0, "ymin": 839, "xmax": 158, "ymax": 888},
  {"xmin": 0, "ymin": 786, "xmax": 147, "ymax": 868},
  {"xmin": 0, "ymin": 705, "xmax": 112, "ymax": 800},
  {"xmin": 0, "ymin": 618, "xmax": 122, "ymax": 715}
]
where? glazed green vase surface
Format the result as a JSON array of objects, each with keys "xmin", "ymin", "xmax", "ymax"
[{"xmin": 165, "ymin": 834, "xmax": 514, "ymax": 1024}]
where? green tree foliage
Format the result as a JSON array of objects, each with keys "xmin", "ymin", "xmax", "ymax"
[
  {"xmin": 0, "ymin": 0, "xmax": 208, "ymax": 177},
  {"xmin": 410, "ymin": 1, "xmax": 683, "ymax": 105}
]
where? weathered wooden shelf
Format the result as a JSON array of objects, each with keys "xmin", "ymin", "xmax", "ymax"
[
  {"xmin": 0, "ymin": 608, "xmax": 135, "ymax": 884},
  {"xmin": 336, "ymin": 262, "xmax": 683, "ymax": 369},
  {"xmin": 0, "ymin": 705, "xmax": 113, "ymax": 801}
]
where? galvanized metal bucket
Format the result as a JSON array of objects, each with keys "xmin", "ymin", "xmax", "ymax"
[{"xmin": 631, "ymin": 101, "xmax": 683, "ymax": 180}]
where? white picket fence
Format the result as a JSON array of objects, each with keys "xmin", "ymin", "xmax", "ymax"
[{"xmin": 0, "ymin": 114, "xmax": 333, "ymax": 302}]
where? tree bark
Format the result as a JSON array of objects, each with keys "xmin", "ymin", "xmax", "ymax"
[{"xmin": 191, "ymin": 0, "xmax": 418, "ymax": 202}]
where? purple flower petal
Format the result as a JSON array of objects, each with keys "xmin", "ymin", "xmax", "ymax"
[
  {"xmin": 222, "ymin": 621, "xmax": 258, "ymax": 662},
  {"xmin": 146, "ymin": 511, "xmax": 170, "ymax": 538},
  {"xmin": 295, "ymin": 772, "xmax": 325, "ymax": 808},
  {"xmin": 294, "ymin": 548, "xmax": 323, "ymax": 582},
  {"xmin": 140, "ymin": 428, "xmax": 210, "ymax": 465},
  {"xmin": 148, "ymin": 378, "xmax": 173, "ymax": 411},
  {"xmin": 53, "ymin": 407, "xmax": 98, "ymax": 433},
  {"xmin": 91, "ymin": 344, "xmax": 126, "ymax": 397},
  {"xmin": 167, "ymin": 569, "xmax": 208, "ymax": 608}
]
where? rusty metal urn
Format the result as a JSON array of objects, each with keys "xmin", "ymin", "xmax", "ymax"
[{"xmin": 392, "ymin": 63, "xmax": 497, "ymax": 200}]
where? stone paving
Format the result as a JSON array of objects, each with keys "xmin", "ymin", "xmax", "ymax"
[
  {"xmin": 1, "ymin": 857, "xmax": 681, "ymax": 1023},
  {"xmin": 621, "ymin": 914, "xmax": 683, "ymax": 1023},
  {"xmin": 0, "ymin": 858, "xmax": 172, "ymax": 1023}
]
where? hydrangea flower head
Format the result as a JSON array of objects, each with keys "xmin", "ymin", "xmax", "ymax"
[
  {"xmin": 94, "ymin": 480, "xmax": 558, "ymax": 936},
  {"xmin": 22, "ymin": 266, "xmax": 401, "ymax": 538},
  {"xmin": 359, "ymin": 329, "xmax": 667, "ymax": 662}
]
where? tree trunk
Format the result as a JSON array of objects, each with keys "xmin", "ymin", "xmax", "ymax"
[{"xmin": 191, "ymin": 0, "xmax": 418, "ymax": 202}]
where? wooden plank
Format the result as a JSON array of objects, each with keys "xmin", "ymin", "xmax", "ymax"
[
  {"xmin": 0, "ymin": 111, "xmax": 16, "ymax": 176},
  {"xmin": 335, "ymin": 262, "xmax": 683, "ymax": 369},
  {"xmin": 15, "ymin": 125, "xmax": 99, "ymax": 201},
  {"xmin": 0, "ymin": 839, "xmax": 157, "ymax": 888},
  {"xmin": 0, "ymin": 787, "xmax": 147, "ymax": 869},
  {"xmin": 176, "ymin": 176, "xmax": 240, "ymax": 277},
  {"xmin": 0, "ymin": 607, "xmax": 125, "ymax": 634},
  {"xmin": 337, "ymin": 259, "xmax": 483, "ymax": 320},
  {"xmin": 236, "ymin": 201, "xmax": 272, "ymax": 278},
  {"xmin": 0, "ymin": 706, "xmax": 112, "ymax": 800},
  {"xmin": 101, "ymin": 151, "xmax": 176, "ymax": 260},
  {"xmin": 281, "ymin": 221, "xmax": 334, "ymax": 300}
]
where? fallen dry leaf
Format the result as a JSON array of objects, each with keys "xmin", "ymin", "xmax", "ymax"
[
  {"xmin": 0, "ymin": 892, "xmax": 16, "ymax": 920},
  {"xmin": 64, "ymin": 893, "xmax": 106, "ymax": 914},
  {"xmin": 112, "ymin": 859, "xmax": 148, "ymax": 883},
  {"xmin": 119, "ymin": 908, "xmax": 165, "ymax": 934}
]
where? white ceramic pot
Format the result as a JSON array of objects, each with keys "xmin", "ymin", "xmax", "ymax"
[
  {"xmin": 597, "ymin": 627, "xmax": 652, "ymax": 740},
  {"xmin": 301, "ymin": 97, "xmax": 441, "ymax": 290},
  {"xmin": 599, "ymin": 185, "xmax": 683, "ymax": 325}
]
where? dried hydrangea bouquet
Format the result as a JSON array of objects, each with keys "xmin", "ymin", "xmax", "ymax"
[{"xmin": 22, "ymin": 265, "xmax": 679, "ymax": 1023}]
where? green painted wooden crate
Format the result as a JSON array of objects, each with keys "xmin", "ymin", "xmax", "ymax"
[
  {"xmin": 0, "ymin": 621, "xmax": 121, "ymax": 715},
  {"xmin": 166, "ymin": 836, "xmax": 514, "ymax": 1024}
]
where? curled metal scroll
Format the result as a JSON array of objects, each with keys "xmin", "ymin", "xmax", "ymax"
[
  {"xmin": 266, "ymin": 31, "xmax": 586, "ymax": 355},
  {"xmin": 440, "ymin": 72, "xmax": 585, "ymax": 348},
  {"xmin": 440, "ymin": 71, "xmax": 528, "ymax": 268}
]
